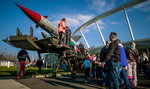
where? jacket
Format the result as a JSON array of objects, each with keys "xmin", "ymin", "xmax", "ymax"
[
  {"xmin": 105, "ymin": 40, "xmax": 120, "ymax": 62},
  {"xmin": 125, "ymin": 47, "xmax": 139, "ymax": 63},
  {"xmin": 119, "ymin": 45, "xmax": 128, "ymax": 66},
  {"xmin": 100, "ymin": 45, "xmax": 109, "ymax": 62},
  {"xmin": 58, "ymin": 21, "xmax": 66, "ymax": 33},
  {"xmin": 17, "ymin": 50, "xmax": 30, "ymax": 62}
]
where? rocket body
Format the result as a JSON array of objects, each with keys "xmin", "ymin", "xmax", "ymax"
[
  {"xmin": 37, "ymin": 16, "xmax": 58, "ymax": 37},
  {"xmin": 16, "ymin": 3, "xmax": 58, "ymax": 37}
]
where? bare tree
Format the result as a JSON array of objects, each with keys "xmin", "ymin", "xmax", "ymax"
[{"xmin": 0, "ymin": 53, "xmax": 17, "ymax": 61}]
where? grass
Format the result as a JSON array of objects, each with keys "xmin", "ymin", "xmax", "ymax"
[
  {"xmin": 0, "ymin": 66, "xmax": 17, "ymax": 76},
  {"xmin": 0, "ymin": 66, "xmax": 70, "ymax": 77}
]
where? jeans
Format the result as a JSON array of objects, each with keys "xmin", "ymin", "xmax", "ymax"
[
  {"xmin": 92, "ymin": 67, "xmax": 96, "ymax": 79},
  {"xmin": 102, "ymin": 60, "xmax": 111, "ymax": 86},
  {"xmin": 119, "ymin": 66, "xmax": 131, "ymax": 89},
  {"xmin": 59, "ymin": 32, "xmax": 64, "ymax": 44},
  {"xmin": 107, "ymin": 59, "xmax": 120, "ymax": 89},
  {"xmin": 85, "ymin": 67, "xmax": 90, "ymax": 80},
  {"xmin": 66, "ymin": 35, "xmax": 70, "ymax": 45},
  {"xmin": 101, "ymin": 69, "xmax": 107, "ymax": 86}
]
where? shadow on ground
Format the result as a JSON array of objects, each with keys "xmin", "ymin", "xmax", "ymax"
[{"xmin": 41, "ymin": 78, "xmax": 101, "ymax": 89}]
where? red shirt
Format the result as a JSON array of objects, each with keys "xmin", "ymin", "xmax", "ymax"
[{"xmin": 58, "ymin": 21, "xmax": 66, "ymax": 33}]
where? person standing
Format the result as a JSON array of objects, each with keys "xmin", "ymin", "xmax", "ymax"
[
  {"xmin": 117, "ymin": 39, "xmax": 131, "ymax": 89},
  {"xmin": 76, "ymin": 45, "xmax": 81, "ymax": 56},
  {"xmin": 79, "ymin": 42, "xmax": 85, "ymax": 58},
  {"xmin": 126, "ymin": 62, "xmax": 135, "ymax": 89},
  {"xmin": 65, "ymin": 26, "xmax": 71, "ymax": 46},
  {"xmin": 125, "ymin": 42, "xmax": 139, "ymax": 87},
  {"xmin": 91, "ymin": 54, "xmax": 96, "ymax": 79},
  {"xmin": 104, "ymin": 32, "xmax": 120, "ymax": 89},
  {"xmin": 100, "ymin": 41, "xmax": 110, "ymax": 62},
  {"xmin": 100, "ymin": 41, "xmax": 110, "ymax": 86},
  {"xmin": 95, "ymin": 55, "xmax": 101, "ymax": 79},
  {"xmin": 81, "ymin": 55, "xmax": 91, "ymax": 83},
  {"xmin": 36, "ymin": 58, "xmax": 43, "ymax": 73},
  {"xmin": 17, "ymin": 49, "xmax": 31, "ymax": 79},
  {"xmin": 140, "ymin": 52, "xmax": 149, "ymax": 78},
  {"xmin": 141, "ymin": 52, "xmax": 149, "ymax": 63},
  {"xmin": 138, "ymin": 52, "xmax": 149, "ymax": 74},
  {"xmin": 58, "ymin": 18, "xmax": 66, "ymax": 44}
]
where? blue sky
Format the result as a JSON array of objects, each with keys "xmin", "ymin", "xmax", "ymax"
[{"xmin": 0, "ymin": 0, "xmax": 150, "ymax": 60}]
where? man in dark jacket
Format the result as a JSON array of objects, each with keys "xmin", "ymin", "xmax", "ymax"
[
  {"xmin": 17, "ymin": 49, "xmax": 31, "ymax": 79},
  {"xmin": 104, "ymin": 32, "xmax": 120, "ymax": 89},
  {"xmin": 100, "ymin": 41, "xmax": 110, "ymax": 62},
  {"xmin": 100, "ymin": 41, "xmax": 110, "ymax": 86},
  {"xmin": 36, "ymin": 58, "xmax": 43, "ymax": 73}
]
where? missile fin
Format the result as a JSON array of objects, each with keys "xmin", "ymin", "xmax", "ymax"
[
  {"xmin": 44, "ymin": 16, "xmax": 48, "ymax": 18},
  {"xmin": 36, "ymin": 24, "xmax": 39, "ymax": 28},
  {"xmin": 41, "ymin": 32, "xmax": 48, "ymax": 38},
  {"xmin": 30, "ymin": 26, "xmax": 34, "ymax": 37},
  {"xmin": 16, "ymin": 27, "xmax": 21, "ymax": 36}
]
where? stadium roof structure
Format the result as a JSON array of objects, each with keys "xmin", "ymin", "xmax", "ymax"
[{"xmin": 73, "ymin": 0, "xmax": 148, "ymax": 36}]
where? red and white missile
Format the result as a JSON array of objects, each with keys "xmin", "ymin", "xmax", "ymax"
[{"xmin": 15, "ymin": 3, "xmax": 58, "ymax": 37}]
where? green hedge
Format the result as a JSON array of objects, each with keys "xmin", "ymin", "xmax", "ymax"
[
  {"xmin": 0, "ymin": 66, "xmax": 17, "ymax": 71},
  {"xmin": 0, "ymin": 66, "xmax": 68, "ymax": 76},
  {"xmin": 0, "ymin": 66, "xmax": 17, "ymax": 76}
]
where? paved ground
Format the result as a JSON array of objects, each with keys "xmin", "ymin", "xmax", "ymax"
[
  {"xmin": 15, "ymin": 77, "xmax": 150, "ymax": 89},
  {"xmin": 0, "ymin": 74, "xmax": 150, "ymax": 89},
  {"xmin": 0, "ymin": 79, "xmax": 30, "ymax": 89},
  {"xmin": 15, "ymin": 77, "xmax": 102, "ymax": 89}
]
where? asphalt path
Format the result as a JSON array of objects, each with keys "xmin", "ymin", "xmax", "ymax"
[{"xmin": 14, "ymin": 76, "xmax": 150, "ymax": 89}]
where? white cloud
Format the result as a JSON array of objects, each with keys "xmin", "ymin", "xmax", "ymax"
[
  {"xmin": 96, "ymin": 20, "xmax": 105, "ymax": 30},
  {"xmin": 52, "ymin": 14, "xmax": 95, "ymax": 31},
  {"xmin": 133, "ymin": 0, "xmax": 150, "ymax": 11},
  {"xmin": 98, "ymin": 20, "xmax": 105, "ymax": 25},
  {"xmin": 85, "ymin": 20, "xmax": 105, "ymax": 32},
  {"xmin": 50, "ymin": 12, "xmax": 107, "ymax": 35},
  {"xmin": 83, "ymin": 29, "xmax": 90, "ymax": 33},
  {"xmin": 67, "ymin": 14, "xmax": 95, "ymax": 27},
  {"xmin": 82, "ymin": 20, "xmax": 105, "ymax": 33},
  {"xmin": 89, "ymin": 0, "xmax": 116, "ymax": 13},
  {"xmin": 89, "ymin": 0, "xmax": 150, "ymax": 13},
  {"xmin": 66, "ymin": 18, "xmax": 80, "ymax": 27},
  {"xmin": 110, "ymin": 21, "xmax": 120, "ymax": 25}
]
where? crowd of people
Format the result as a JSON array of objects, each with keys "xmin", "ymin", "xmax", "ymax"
[
  {"xmin": 80, "ymin": 32, "xmax": 150, "ymax": 89},
  {"xmin": 15, "ymin": 18, "xmax": 150, "ymax": 89}
]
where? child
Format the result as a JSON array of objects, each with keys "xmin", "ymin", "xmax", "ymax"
[
  {"xmin": 126, "ymin": 63, "xmax": 135, "ymax": 89},
  {"xmin": 81, "ymin": 55, "xmax": 91, "ymax": 83}
]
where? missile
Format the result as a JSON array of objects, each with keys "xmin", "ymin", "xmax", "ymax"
[
  {"xmin": 41, "ymin": 32, "xmax": 48, "ymax": 38},
  {"xmin": 15, "ymin": 3, "xmax": 58, "ymax": 38}
]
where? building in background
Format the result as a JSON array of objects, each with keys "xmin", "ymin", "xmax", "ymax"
[
  {"xmin": 44, "ymin": 53, "xmax": 60, "ymax": 68},
  {"xmin": 0, "ymin": 60, "xmax": 15, "ymax": 67}
]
